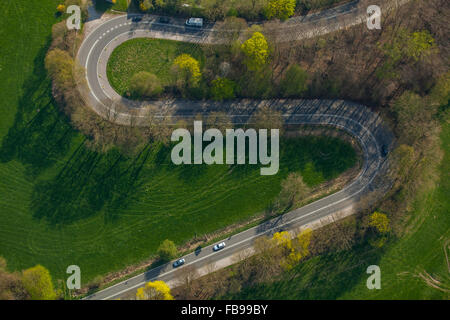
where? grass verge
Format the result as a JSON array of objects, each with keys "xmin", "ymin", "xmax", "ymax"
[
  {"xmin": 0, "ymin": 1, "xmax": 358, "ymax": 287},
  {"xmin": 107, "ymin": 38, "xmax": 205, "ymax": 96}
]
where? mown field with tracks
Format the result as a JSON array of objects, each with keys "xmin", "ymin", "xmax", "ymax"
[{"xmin": 0, "ymin": 0, "xmax": 357, "ymax": 284}]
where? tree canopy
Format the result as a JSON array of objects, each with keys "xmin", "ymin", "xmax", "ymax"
[
  {"xmin": 369, "ymin": 212, "xmax": 391, "ymax": 234},
  {"xmin": 280, "ymin": 64, "xmax": 308, "ymax": 97},
  {"xmin": 157, "ymin": 239, "xmax": 178, "ymax": 261},
  {"xmin": 240, "ymin": 32, "xmax": 269, "ymax": 71},
  {"xmin": 21, "ymin": 265, "xmax": 56, "ymax": 300},
  {"xmin": 265, "ymin": 0, "xmax": 296, "ymax": 21},
  {"xmin": 129, "ymin": 71, "xmax": 163, "ymax": 98},
  {"xmin": 210, "ymin": 77, "xmax": 236, "ymax": 101},
  {"xmin": 272, "ymin": 229, "xmax": 312, "ymax": 270},
  {"xmin": 172, "ymin": 54, "xmax": 202, "ymax": 88},
  {"xmin": 45, "ymin": 48, "xmax": 74, "ymax": 88},
  {"xmin": 56, "ymin": 4, "xmax": 66, "ymax": 13},
  {"xmin": 378, "ymin": 29, "xmax": 437, "ymax": 79},
  {"xmin": 136, "ymin": 280, "xmax": 173, "ymax": 300},
  {"xmin": 0, "ymin": 257, "xmax": 28, "ymax": 300},
  {"xmin": 276, "ymin": 172, "xmax": 311, "ymax": 210}
]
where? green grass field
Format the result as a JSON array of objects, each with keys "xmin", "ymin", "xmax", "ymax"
[
  {"xmin": 95, "ymin": 0, "xmax": 129, "ymax": 12},
  {"xmin": 107, "ymin": 38, "xmax": 205, "ymax": 96},
  {"xmin": 226, "ymin": 120, "xmax": 450, "ymax": 300},
  {"xmin": 0, "ymin": 1, "xmax": 357, "ymax": 285}
]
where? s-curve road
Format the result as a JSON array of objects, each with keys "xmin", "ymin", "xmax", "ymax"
[{"xmin": 78, "ymin": 2, "xmax": 398, "ymax": 300}]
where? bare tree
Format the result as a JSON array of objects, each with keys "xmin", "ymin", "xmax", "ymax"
[
  {"xmin": 249, "ymin": 105, "xmax": 284, "ymax": 133},
  {"xmin": 205, "ymin": 111, "xmax": 233, "ymax": 133}
]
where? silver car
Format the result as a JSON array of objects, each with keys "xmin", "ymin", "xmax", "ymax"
[
  {"xmin": 185, "ymin": 17, "xmax": 203, "ymax": 28},
  {"xmin": 213, "ymin": 242, "xmax": 226, "ymax": 251},
  {"xmin": 173, "ymin": 258, "xmax": 185, "ymax": 268}
]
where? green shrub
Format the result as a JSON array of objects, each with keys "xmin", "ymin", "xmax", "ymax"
[
  {"xmin": 129, "ymin": 71, "xmax": 163, "ymax": 99},
  {"xmin": 211, "ymin": 77, "xmax": 237, "ymax": 101},
  {"xmin": 280, "ymin": 64, "xmax": 308, "ymax": 97},
  {"xmin": 157, "ymin": 239, "xmax": 177, "ymax": 261}
]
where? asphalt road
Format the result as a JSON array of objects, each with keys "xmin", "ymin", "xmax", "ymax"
[
  {"xmin": 77, "ymin": 0, "xmax": 410, "ymax": 125},
  {"xmin": 77, "ymin": 3, "xmax": 399, "ymax": 300},
  {"xmin": 78, "ymin": 1, "xmax": 366, "ymax": 118},
  {"xmin": 82, "ymin": 99, "xmax": 394, "ymax": 300}
]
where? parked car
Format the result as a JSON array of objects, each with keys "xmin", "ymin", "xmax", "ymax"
[
  {"xmin": 173, "ymin": 258, "xmax": 185, "ymax": 268},
  {"xmin": 213, "ymin": 242, "xmax": 226, "ymax": 251},
  {"xmin": 159, "ymin": 16, "xmax": 170, "ymax": 24},
  {"xmin": 381, "ymin": 145, "xmax": 388, "ymax": 157},
  {"xmin": 185, "ymin": 17, "xmax": 203, "ymax": 28},
  {"xmin": 131, "ymin": 16, "xmax": 142, "ymax": 22}
]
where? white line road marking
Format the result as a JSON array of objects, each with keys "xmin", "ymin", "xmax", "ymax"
[
  {"xmin": 101, "ymin": 159, "xmax": 377, "ymax": 300},
  {"xmin": 77, "ymin": 9, "xmax": 390, "ymax": 299},
  {"xmin": 95, "ymin": 116, "xmax": 379, "ymax": 300},
  {"xmin": 83, "ymin": 39, "xmax": 103, "ymax": 105}
]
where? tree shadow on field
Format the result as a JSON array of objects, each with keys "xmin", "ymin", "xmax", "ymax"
[
  {"xmin": 278, "ymin": 136, "xmax": 358, "ymax": 184},
  {"xmin": 0, "ymin": 36, "xmax": 152, "ymax": 226},
  {"xmin": 0, "ymin": 36, "xmax": 75, "ymax": 177},
  {"xmin": 281, "ymin": 244, "xmax": 384, "ymax": 300},
  {"xmin": 155, "ymin": 142, "xmax": 210, "ymax": 184},
  {"xmin": 228, "ymin": 243, "xmax": 384, "ymax": 300},
  {"xmin": 32, "ymin": 143, "xmax": 153, "ymax": 226},
  {"xmin": 153, "ymin": 143, "xmax": 174, "ymax": 168},
  {"xmin": 227, "ymin": 162, "xmax": 260, "ymax": 179},
  {"xmin": 176, "ymin": 162, "xmax": 209, "ymax": 184}
]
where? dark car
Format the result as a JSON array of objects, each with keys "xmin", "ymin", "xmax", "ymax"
[
  {"xmin": 381, "ymin": 145, "xmax": 388, "ymax": 157},
  {"xmin": 159, "ymin": 16, "xmax": 170, "ymax": 24},
  {"xmin": 131, "ymin": 16, "xmax": 142, "ymax": 22}
]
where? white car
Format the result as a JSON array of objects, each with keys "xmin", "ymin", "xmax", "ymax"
[
  {"xmin": 213, "ymin": 242, "xmax": 226, "ymax": 251},
  {"xmin": 185, "ymin": 17, "xmax": 203, "ymax": 28}
]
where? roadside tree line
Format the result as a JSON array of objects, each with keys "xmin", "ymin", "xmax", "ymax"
[
  {"xmin": 137, "ymin": 0, "xmax": 300, "ymax": 21},
  {"xmin": 0, "ymin": 257, "xmax": 59, "ymax": 300}
]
